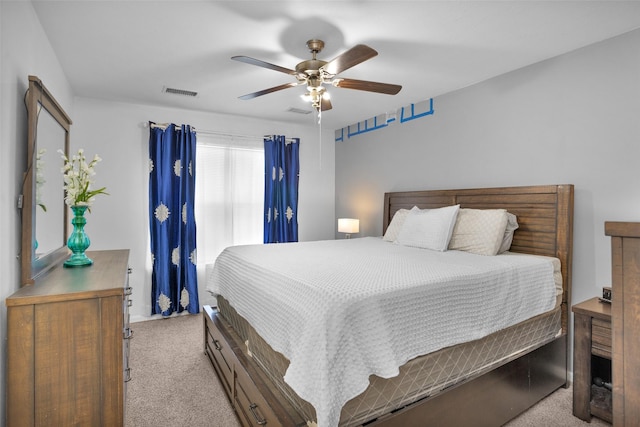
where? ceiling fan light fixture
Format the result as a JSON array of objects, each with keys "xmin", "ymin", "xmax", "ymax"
[
  {"xmin": 302, "ymin": 87, "xmax": 328, "ymax": 110},
  {"xmin": 232, "ymin": 39, "xmax": 401, "ymax": 112}
]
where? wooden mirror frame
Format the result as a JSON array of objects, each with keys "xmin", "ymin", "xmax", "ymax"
[{"xmin": 21, "ymin": 75, "xmax": 71, "ymax": 286}]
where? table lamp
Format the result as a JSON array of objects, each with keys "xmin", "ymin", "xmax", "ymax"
[{"xmin": 338, "ymin": 218, "xmax": 359, "ymax": 239}]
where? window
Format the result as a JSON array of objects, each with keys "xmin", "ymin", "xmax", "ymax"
[{"xmin": 195, "ymin": 134, "xmax": 264, "ymax": 270}]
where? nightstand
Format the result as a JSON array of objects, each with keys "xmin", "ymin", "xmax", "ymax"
[{"xmin": 572, "ymin": 297, "xmax": 612, "ymax": 423}]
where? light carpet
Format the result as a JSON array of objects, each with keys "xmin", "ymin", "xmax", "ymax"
[{"xmin": 125, "ymin": 313, "xmax": 610, "ymax": 427}]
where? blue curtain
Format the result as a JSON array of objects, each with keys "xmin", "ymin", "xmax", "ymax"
[
  {"xmin": 264, "ymin": 135, "xmax": 300, "ymax": 243},
  {"xmin": 148, "ymin": 123, "xmax": 199, "ymax": 315}
]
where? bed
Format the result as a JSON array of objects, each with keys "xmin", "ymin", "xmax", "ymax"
[{"xmin": 203, "ymin": 184, "xmax": 574, "ymax": 427}]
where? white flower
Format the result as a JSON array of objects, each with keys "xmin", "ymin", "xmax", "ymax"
[
  {"xmin": 59, "ymin": 148, "xmax": 108, "ymax": 208},
  {"xmin": 35, "ymin": 148, "xmax": 47, "ymax": 211}
]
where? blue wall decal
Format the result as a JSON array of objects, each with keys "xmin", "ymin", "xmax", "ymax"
[
  {"xmin": 347, "ymin": 114, "xmax": 389, "ymax": 138},
  {"xmin": 335, "ymin": 98, "xmax": 434, "ymax": 142},
  {"xmin": 400, "ymin": 98, "xmax": 434, "ymax": 123}
]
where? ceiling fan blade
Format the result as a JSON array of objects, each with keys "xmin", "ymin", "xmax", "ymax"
[
  {"xmin": 238, "ymin": 82, "xmax": 299, "ymax": 100},
  {"xmin": 320, "ymin": 97, "xmax": 332, "ymax": 111},
  {"xmin": 334, "ymin": 78, "xmax": 402, "ymax": 95},
  {"xmin": 232, "ymin": 55, "xmax": 297, "ymax": 75},
  {"xmin": 321, "ymin": 44, "xmax": 378, "ymax": 75}
]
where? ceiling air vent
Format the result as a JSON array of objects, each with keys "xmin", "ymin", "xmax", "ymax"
[
  {"xmin": 286, "ymin": 107, "xmax": 312, "ymax": 115},
  {"xmin": 162, "ymin": 86, "xmax": 198, "ymax": 97}
]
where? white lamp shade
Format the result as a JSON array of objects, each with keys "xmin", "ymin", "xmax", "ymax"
[{"xmin": 338, "ymin": 218, "xmax": 360, "ymax": 234}]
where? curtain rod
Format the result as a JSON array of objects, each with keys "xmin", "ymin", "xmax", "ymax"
[{"xmin": 145, "ymin": 122, "xmax": 296, "ymax": 142}]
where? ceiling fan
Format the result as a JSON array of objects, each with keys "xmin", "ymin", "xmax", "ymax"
[{"xmin": 232, "ymin": 39, "xmax": 402, "ymax": 112}]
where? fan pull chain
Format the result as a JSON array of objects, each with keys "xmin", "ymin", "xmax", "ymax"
[{"xmin": 318, "ymin": 116, "xmax": 323, "ymax": 170}]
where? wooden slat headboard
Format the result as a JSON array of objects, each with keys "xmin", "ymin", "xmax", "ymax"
[{"xmin": 383, "ymin": 184, "xmax": 574, "ymax": 332}]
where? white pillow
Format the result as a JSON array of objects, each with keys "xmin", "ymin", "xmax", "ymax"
[
  {"xmin": 383, "ymin": 208, "xmax": 412, "ymax": 242},
  {"xmin": 448, "ymin": 208, "xmax": 508, "ymax": 256},
  {"xmin": 498, "ymin": 212, "xmax": 519, "ymax": 254},
  {"xmin": 395, "ymin": 205, "xmax": 460, "ymax": 251}
]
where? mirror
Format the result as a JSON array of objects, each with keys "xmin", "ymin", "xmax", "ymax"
[
  {"xmin": 34, "ymin": 107, "xmax": 66, "ymax": 257},
  {"xmin": 21, "ymin": 75, "xmax": 71, "ymax": 285}
]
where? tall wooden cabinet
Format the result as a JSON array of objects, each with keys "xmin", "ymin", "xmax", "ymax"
[
  {"xmin": 5, "ymin": 249, "xmax": 131, "ymax": 427},
  {"xmin": 605, "ymin": 222, "xmax": 640, "ymax": 426}
]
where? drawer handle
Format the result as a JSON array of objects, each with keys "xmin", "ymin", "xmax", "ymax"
[
  {"xmin": 127, "ymin": 299, "xmax": 133, "ymax": 307},
  {"xmin": 124, "ymin": 328, "xmax": 134, "ymax": 339},
  {"xmin": 213, "ymin": 339, "xmax": 222, "ymax": 351},
  {"xmin": 125, "ymin": 286, "xmax": 133, "ymax": 296},
  {"xmin": 249, "ymin": 403, "xmax": 267, "ymax": 425},
  {"xmin": 124, "ymin": 367, "xmax": 132, "ymax": 382}
]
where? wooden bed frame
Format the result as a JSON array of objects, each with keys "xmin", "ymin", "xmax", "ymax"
[{"xmin": 203, "ymin": 184, "xmax": 574, "ymax": 427}]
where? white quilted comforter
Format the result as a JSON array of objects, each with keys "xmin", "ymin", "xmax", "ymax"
[{"xmin": 206, "ymin": 237, "xmax": 558, "ymax": 427}]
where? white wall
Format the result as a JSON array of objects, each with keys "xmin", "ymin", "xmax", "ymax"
[
  {"xmin": 336, "ymin": 29, "xmax": 640, "ymax": 372},
  {"xmin": 1, "ymin": 1, "xmax": 75, "ymax": 422},
  {"xmin": 71, "ymin": 97, "xmax": 335, "ymax": 321}
]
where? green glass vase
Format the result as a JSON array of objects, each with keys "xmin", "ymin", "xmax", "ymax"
[{"xmin": 64, "ymin": 204, "xmax": 93, "ymax": 268}]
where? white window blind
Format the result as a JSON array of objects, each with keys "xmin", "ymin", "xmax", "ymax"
[{"xmin": 195, "ymin": 134, "xmax": 264, "ymax": 270}]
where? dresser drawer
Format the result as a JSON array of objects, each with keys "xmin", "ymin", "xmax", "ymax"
[
  {"xmin": 591, "ymin": 318, "xmax": 611, "ymax": 358},
  {"xmin": 205, "ymin": 317, "xmax": 235, "ymax": 397},
  {"xmin": 235, "ymin": 365, "xmax": 279, "ymax": 427}
]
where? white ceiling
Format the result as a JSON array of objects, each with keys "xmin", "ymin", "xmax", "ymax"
[{"xmin": 32, "ymin": 1, "xmax": 640, "ymax": 130}]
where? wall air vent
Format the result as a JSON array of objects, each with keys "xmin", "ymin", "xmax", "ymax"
[
  {"xmin": 286, "ymin": 107, "xmax": 312, "ymax": 115},
  {"xmin": 162, "ymin": 86, "xmax": 198, "ymax": 97}
]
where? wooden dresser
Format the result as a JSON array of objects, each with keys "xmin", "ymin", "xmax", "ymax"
[
  {"xmin": 605, "ymin": 222, "xmax": 640, "ymax": 426},
  {"xmin": 5, "ymin": 249, "xmax": 131, "ymax": 427}
]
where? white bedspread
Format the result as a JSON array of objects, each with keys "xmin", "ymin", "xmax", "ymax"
[{"xmin": 206, "ymin": 237, "xmax": 558, "ymax": 427}]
